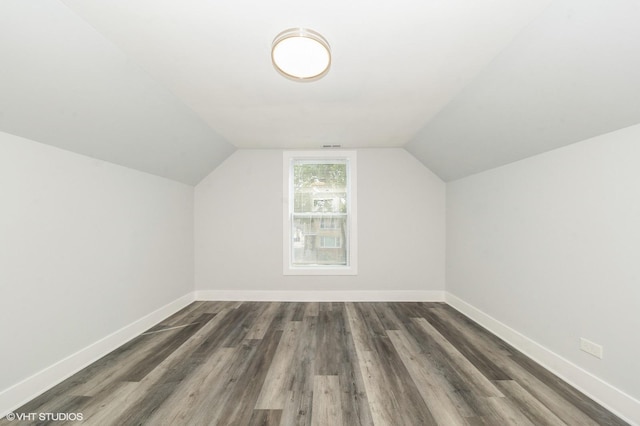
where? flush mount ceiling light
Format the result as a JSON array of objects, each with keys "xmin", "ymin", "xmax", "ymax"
[{"xmin": 271, "ymin": 28, "xmax": 331, "ymax": 82}]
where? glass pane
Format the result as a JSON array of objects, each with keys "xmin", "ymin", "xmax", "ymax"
[
  {"xmin": 293, "ymin": 162, "xmax": 347, "ymax": 214},
  {"xmin": 292, "ymin": 216, "xmax": 347, "ymax": 266},
  {"xmin": 283, "ymin": 151, "xmax": 358, "ymax": 275},
  {"xmin": 291, "ymin": 160, "xmax": 349, "ymax": 267}
]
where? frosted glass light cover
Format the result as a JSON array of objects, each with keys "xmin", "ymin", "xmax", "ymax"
[{"xmin": 272, "ymin": 28, "xmax": 331, "ymax": 81}]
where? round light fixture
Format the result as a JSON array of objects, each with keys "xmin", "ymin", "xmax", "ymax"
[{"xmin": 271, "ymin": 28, "xmax": 331, "ymax": 82}]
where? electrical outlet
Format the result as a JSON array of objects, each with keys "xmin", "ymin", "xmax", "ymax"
[{"xmin": 580, "ymin": 338, "xmax": 603, "ymax": 359}]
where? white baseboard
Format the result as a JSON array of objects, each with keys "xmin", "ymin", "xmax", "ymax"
[
  {"xmin": 445, "ymin": 292, "xmax": 640, "ymax": 426},
  {"xmin": 0, "ymin": 292, "xmax": 195, "ymax": 419},
  {"xmin": 195, "ymin": 289, "xmax": 446, "ymax": 302}
]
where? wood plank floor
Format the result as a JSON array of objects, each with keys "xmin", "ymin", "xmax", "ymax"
[{"xmin": 3, "ymin": 302, "xmax": 628, "ymax": 425}]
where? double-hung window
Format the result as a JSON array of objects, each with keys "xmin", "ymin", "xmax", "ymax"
[{"xmin": 283, "ymin": 151, "xmax": 357, "ymax": 275}]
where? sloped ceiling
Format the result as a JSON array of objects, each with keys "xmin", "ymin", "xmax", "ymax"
[
  {"xmin": 0, "ymin": 1, "xmax": 235, "ymax": 185},
  {"xmin": 1, "ymin": 0, "xmax": 639, "ymax": 184},
  {"xmin": 406, "ymin": 0, "xmax": 640, "ymax": 180}
]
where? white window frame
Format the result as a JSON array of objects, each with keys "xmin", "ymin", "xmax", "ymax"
[{"xmin": 283, "ymin": 150, "xmax": 358, "ymax": 275}]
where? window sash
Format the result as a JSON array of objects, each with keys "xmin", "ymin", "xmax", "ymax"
[{"xmin": 283, "ymin": 151, "xmax": 357, "ymax": 275}]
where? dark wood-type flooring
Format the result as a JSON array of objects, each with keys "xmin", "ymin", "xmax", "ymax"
[{"xmin": 3, "ymin": 302, "xmax": 629, "ymax": 425}]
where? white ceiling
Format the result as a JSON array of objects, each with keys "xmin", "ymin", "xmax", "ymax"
[{"xmin": 1, "ymin": 0, "xmax": 639, "ymax": 184}]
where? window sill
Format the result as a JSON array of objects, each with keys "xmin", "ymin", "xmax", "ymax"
[{"xmin": 283, "ymin": 265, "xmax": 358, "ymax": 276}]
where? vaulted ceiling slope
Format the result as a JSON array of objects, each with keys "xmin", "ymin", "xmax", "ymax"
[
  {"xmin": 406, "ymin": 0, "xmax": 640, "ymax": 181},
  {"xmin": 0, "ymin": 1, "xmax": 235, "ymax": 185},
  {"xmin": 2, "ymin": 1, "xmax": 639, "ymax": 184}
]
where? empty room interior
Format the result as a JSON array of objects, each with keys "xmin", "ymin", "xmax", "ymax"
[{"xmin": 1, "ymin": 0, "xmax": 639, "ymax": 425}]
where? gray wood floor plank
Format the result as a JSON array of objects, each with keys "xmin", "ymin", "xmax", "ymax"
[
  {"xmin": 506, "ymin": 345, "xmax": 630, "ymax": 426},
  {"xmin": 370, "ymin": 302, "xmax": 403, "ymax": 331},
  {"xmin": 270, "ymin": 302, "xmax": 299, "ymax": 331},
  {"xmin": 413, "ymin": 317, "xmax": 504, "ymax": 398},
  {"xmin": 120, "ymin": 313, "xmax": 215, "ymax": 382},
  {"xmin": 248, "ymin": 409, "xmax": 282, "ymax": 426},
  {"xmin": 74, "ymin": 382, "xmax": 139, "ymax": 426},
  {"xmin": 481, "ymin": 396, "xmax": 538, "ymax": 426},
  {"xmin": 494, "ymin": 380, "xmax": 567, "ymax": 426},
  {"xmin": 214, "ymin": 329, "xmax": 284, "ymax": 425},
  {"xmin": 500, "ymin": 364, "xmax": 602, "ymax": 426},
  {"xmin": 291, "ymin": 302, "xmax": 307, "ymax": 322},
  {"xmin": 421, "ymin": 306, "xmax": 513, "ymax": 381},
  {"xmin": 311, "ymin": 376, "xmax": 343, "ymax": 426},
  {"xmin": 69, "ymin": 310, "xmax": 232, "ymax": 425},
  {"xmin": 7, "ymin": 302, "xmax": 629, "ymax": 426},
  {"xmin": 279, "ymin": 316, "xmax": 317, "ymax": 426},
  {"xmin": 143, "ymin": 340, "xmax": 261, "ymax": 425},
  {"xmin": 147, "ymin": 301, "xmax": 211, "ymax": 331},
  {"xmin": 201, "ymin": 340, "xmax": 263, "ymax": 425},
  {"xmin": 15, "ymin": 327, "xmax": 178, "ymax": 412},
  {"xmin": 346, "ymin": 306, "xmax": 438, "ymax": 426},
  {"xmin": 390, "ymin": 300, "xmax": 504, "ymax": 416},
  {"xmin": 12, "ymin": 330, "xmax": 181, "ymax": 421},
  {"xmin": 107, "ymin": 308, "xmax": 238, "ymax": 424},
  {"xmin": 318, "ymin": 302, "xmax": 335, "ymax": 312},
  {"xmin": 335, "ymin": 304, "xmax": 375, "ymax": 426},
  {"xmin": 245, "ymin": 302, "xmax": 281, "ymax": 340},
  {"xmin": 431, "ymin": 305, "xmax": 604, "ymax": 426},
  {"xmin": 191, "ymin": 304, "xmax": 255, "ymax": 355},
  {"xmin": 355, "ymin": 348, "xmax": 414, "ymax": 426},
  {"xmin": 387, "ymin": 329, "xmax": 469, "ymax": 426},
  {"xmin": 304, "ymin": 302, "xmax": 319, "ymax": 317},
  {"xmin": 142, "ymin": 347, "xmax": 237, "ymax": 425},
  {"xmin": 345, "ymin": 302, "xmax": 374, "ymax": 352},
  {"xmin": 219, "ymin": 302, "xmax": 263, "ymax": 348},
  {"xmin": 315, "ymin": 310, "xmax": 342, "ymax": 376},
  {"xmin": 254, "ymin": 320, "xmax": 303, "ymax": 409},
  {"xmin": 31, "ymin": 395, "xmax": 91, "ymax": 426},
  {"xmin": 354, "ymin": 303, "xmax": 387, "ymax": 341},
  {"xmin": 399, "ymin": 319, "xmax": 486, "ymax": 417},
  {"xmin": 368, "ymin": 332, "xmax": 439, "ymax": 426}
]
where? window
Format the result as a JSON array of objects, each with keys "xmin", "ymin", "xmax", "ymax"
[{"xmin": 283, "ymin": 151, "xmax": 357, "ymax": 275}]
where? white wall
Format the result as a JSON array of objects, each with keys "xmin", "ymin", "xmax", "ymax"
[
  {"xmin": 447, "ymin": 125, "xmax": 640, "ymax": 407},
  {"xmin": 0, "ymin": 131, "xmax": 194, "ymax": 400},
  {"xmin": 195, "ymin": 149, "xmax": 445, "ymax": 297}
]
